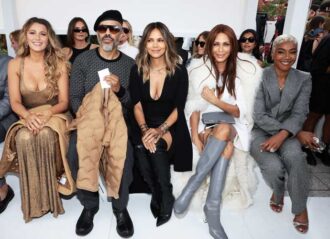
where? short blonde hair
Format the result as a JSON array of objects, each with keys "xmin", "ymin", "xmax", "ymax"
[{"xmin": 271, "ymin": 34, "xmax": 297, "ymax": 55}]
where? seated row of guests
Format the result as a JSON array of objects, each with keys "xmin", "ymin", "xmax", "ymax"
[
  {"xmin": 62, "ymin": 17, "xmax": 138, "ymax": 64},
  {"xmin": 189, "ymin": 29, "xmax": 263, "ymax": 68},
  {"xmin": 0, "ymin": 9, "xmax": 312, "ymax": 238}
]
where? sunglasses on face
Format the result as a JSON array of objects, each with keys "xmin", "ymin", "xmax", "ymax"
[
  {"xmin": 122, "ymin": 27, "xmax": 130, "ymax": 34},
  {"xmin": 239, "ymin": 37, "xmax": 255, "ymax": 43},
  {"xmin": 96, "ymin": 25, "xmax": 122, "ymax": 34},
  {"xmin": 195, "ymin": 40, "xmax": 206, "ymax": 48},
  {"xmin": 73, "ymin": 28, "xmax": 88, "ymax": 33}
]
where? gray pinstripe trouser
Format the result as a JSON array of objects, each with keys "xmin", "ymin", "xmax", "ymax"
[{"xmin": 250, "ymin": 133, "xmax": 310, "ymax": 215}]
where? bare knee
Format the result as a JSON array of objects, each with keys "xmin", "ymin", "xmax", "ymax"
[
  {"xmin": 212, "ymin": 123, "xmax": 231, "ymax": 141},
  {"xmin": 222, "ymin": 142, "xmax": 234, "ymax": 160}
]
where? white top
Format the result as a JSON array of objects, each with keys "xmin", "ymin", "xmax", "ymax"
[
  {"xmin": 196, "ymin": 77, "xmax": 250, "ymax": 151},
  {"xmin": 185, "ymin": 56, "xmax": 262, "ymax": 152},
  {"xmin": 118, "ymin": 42, "xmax": 139, "ymax": 59}
]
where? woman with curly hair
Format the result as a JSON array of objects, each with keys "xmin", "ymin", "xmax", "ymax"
[
  {"xmin": 129, "ymin": 22, "xmax": 192, "ymax": 227},
  {"xmin": 0, "ymin": 17, "xmax": 74, "ymax": 222}
]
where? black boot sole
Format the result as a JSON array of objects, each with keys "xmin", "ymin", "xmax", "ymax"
[{"xmin": 0, "ymin": 186, "xmax": 14, "ymax": 214}]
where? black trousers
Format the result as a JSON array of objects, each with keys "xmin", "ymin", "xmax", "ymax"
[
  {"xmin": 0, "ymin": 123, "xmax": 6, "ymax": 143},
  {"xmin": 134, "ymin": 139, "xmax": 174, "ymax": 214},
  {"xmin": 68, "ymin": 130, "xmax": 134, "ymax": 211}
]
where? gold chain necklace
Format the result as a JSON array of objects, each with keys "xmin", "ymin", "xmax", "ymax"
[{"xmin": 150, "ymin": 66, "xmax": 166, "ymax": 74}]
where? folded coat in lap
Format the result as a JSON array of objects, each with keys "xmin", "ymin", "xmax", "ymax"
[{"xmin": 69, "ymin": 82, "xmax": 127, "ymax": 199}]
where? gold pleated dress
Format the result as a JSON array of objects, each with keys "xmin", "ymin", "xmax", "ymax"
[{"xmin": 11, "ymin": 60, "xmax": 64, "ymax": 222}]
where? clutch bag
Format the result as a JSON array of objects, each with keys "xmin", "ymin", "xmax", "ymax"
[{"xmin": 201, "ymin": 111, "xmax": 235, "ymax": 125}]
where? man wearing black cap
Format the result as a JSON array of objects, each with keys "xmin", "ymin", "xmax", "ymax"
[{"xmin": 68, "ymin": 10, "xmax": 135, "ymax": 237}]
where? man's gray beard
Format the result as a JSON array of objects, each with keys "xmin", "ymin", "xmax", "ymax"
[
  {"xmin": 97, "ymin": 34, "xmax": 118, "ymax": 52},
  {"xmin": 102, "ymin": 44, "xmax": 113, "ymax": 52}
]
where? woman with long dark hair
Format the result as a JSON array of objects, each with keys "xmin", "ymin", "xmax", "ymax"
[
  {"xmin": 62, "ymin": 17, "xmax": 98, "ymax": 63},
  {"xmin": 238, "ymin": 29, "xmax": 263, "ymax": 66},
  {"xmin": 129, "ymin": 22, "xmax": 192, "ymax": 227},
  {"xmin": 174, "ymin": 24, "xmax": 260, "ymax": 239}
]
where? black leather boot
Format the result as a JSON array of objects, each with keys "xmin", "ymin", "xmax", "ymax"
[
  {"xmin": 113, "ymin": 208, "xmax": 134, "ymax": 238},
  {"xmin": 0, "ymin": 185, "xmax": 14, "ymax": 214},
  {"xmin": 302, "ymin": 147, "xmax": 317, "ymax": 166},
  {"xmin": 150, "ymin": 194, "xmax": 160, "ymax": 218},
  {"xmin": 315, "ymin": 144, "xmax": 330, "ymax": 166},
  {"xmin": 134, "ymin": 144, "xmax": 160, "ymax": 218},
  {"xmin": 75, "ymin": 206, "xmax": 99, "ymax": 236},
  {"xmin": 148, "ymin": 139, "xmax": 174, "ymax": 227}
]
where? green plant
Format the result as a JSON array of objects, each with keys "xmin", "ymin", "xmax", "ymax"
[{"xmin": 260, "ymin": 0, "xmax": 287, "ymax": 20}]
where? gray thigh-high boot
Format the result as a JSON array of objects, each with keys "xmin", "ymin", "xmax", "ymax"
[
  {"xmin": 174, "ymin": 136, "xmax": 227, "ymax": 215},
  {"xmin": 204, "ymin": 156, "xmax": 229, "ymax": 239}
]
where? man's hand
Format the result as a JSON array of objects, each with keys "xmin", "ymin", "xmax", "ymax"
[{"xmin": 104, "ymin": 73, "xmax": 121, "ymax": 93}]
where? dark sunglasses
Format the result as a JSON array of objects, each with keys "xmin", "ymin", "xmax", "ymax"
[
  {"xmin": 239, "ymin": 37, "xmax": 255, "ymax": 43},
  {"xmin": 195, "ymin": 40, "xmax": 206, "ymax": 48},
  {"xmin": 122, "ymin": 27, "xmax": 130, "ymax": 34},
  {"xmin": 73, "ymin": 28, "xmax": 88, "ymax": 33},
  {"xmin": 96, "ymin": 25, "xmax": 122, "ymax": 34}
]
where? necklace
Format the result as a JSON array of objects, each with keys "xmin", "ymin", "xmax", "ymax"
[{"xmin": 150, "ymin": 66, "xmax": 166, "ymax": 74}]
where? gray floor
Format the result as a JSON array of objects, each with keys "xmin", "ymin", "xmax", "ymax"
[{"xmin": 309, "ymin": 157, "xmax": 330, "ymax": 197}]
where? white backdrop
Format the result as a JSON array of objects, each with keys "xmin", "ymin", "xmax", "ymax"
[{"xmin": 1, "ymin": 0, "xmax": 258, "ymax": 36}]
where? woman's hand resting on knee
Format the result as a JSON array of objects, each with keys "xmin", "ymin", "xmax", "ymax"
[
  {"xmin": 260, "ymin": 130, "xmax": 289, "ymax": 152},
  {"xmin": 142, "ymin": 128, "xmax": 162, "ymax": 153},
  {"xmin": 24, "ymin": 112, "xmax": 43, "ymax": 135}
]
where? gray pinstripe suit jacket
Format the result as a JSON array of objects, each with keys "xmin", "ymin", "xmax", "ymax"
[{"xmin": 252, "ymin": 65, "xmax": 312, "ymax": 139}]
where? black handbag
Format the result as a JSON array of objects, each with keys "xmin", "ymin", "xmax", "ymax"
[{"xmin": 201, "ymin": 111, "xmax": 235, "ymax": 126}]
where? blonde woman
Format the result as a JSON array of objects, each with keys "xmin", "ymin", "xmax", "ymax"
[
  {"xmin": 118, "ymin": 19, "xmax": 138, "ymax": 59},
  {"xmin": 0, "ymin": 17, "xmax": 74, "ymax": 222}
]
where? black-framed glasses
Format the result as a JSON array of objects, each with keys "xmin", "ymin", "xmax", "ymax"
[
  {"xmin": 73, "ymin": 28, "xmax": 88, "ymax": 33},
  {"xmin": 195, "ymin": 40, "xmax": 206, "ymax": 48},
  {"xmin": 96, "ymin": 25, "xmax": 122, "ymax": 34},
  {"xmin": 239, "ymin": 37, "xmax": 255, "ymax": 43},
  {"xmin": 122, "ymin": 27, "xmax": 130, "ymax": 34}
]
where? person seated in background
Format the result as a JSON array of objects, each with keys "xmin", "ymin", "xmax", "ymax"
[
  {"xmin": 238, "ymin": 29, "xmax": 263, "ymax": 67},
  {"xmin": 250, "ymin": 34, "xmax": 311, "ymax": 234},
  {"xmin": 318, "ymin": 1, "xmax": 330, "ymax": 17},
  {"xmin": 186, "ymin": 31, "xmax": 209, "ymax": 67},
  {"xmin": 129, "ymin": 22, "xmax": 192, "ymax": 227},
  {"xmin": 118, "ymin": 19, "xmax": 139, "ymax": 59},
  {"xmin": 302, "ymin": 27, "xmax": 330, "ymax": 166},
  {"xmin": 174, "ymin": 24, "xmax": 261, "ymax": 239},
  {"xmin": 298, "ymin": 15, "xmax": 328, "ymax": 73},
  {"xmin": 62, "ymin": 17, "xmax": 98, "ymax": 64},
  {"xmin": 175, "ymin": 37, "xmax": 189, "ymax": 66},
  {"xmin": 0, "ymin": 55, "xmax": 17, "ymax": 143},
  {"xmin": 308, "ymin": 4, "xmax": 320, "ymax": 21},
  {"xmin": 0, "ymin": 17, "xmax": 74, "ymax": 222},
  {"xmin": 9, "ymin": 30, "xmax": 20, "ymax": 55}
]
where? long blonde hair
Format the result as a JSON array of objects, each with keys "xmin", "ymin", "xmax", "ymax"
[
  {"xmin": 136, "ymin": 22, "xmax": 180, "ymax": 82},
  {"xmin": 17, "ymin": 17, "xmax": 70, "ymax": 99},
  {"xmin": 123, "ymin": 19, "xmax": 134, "ymax": 45}
]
